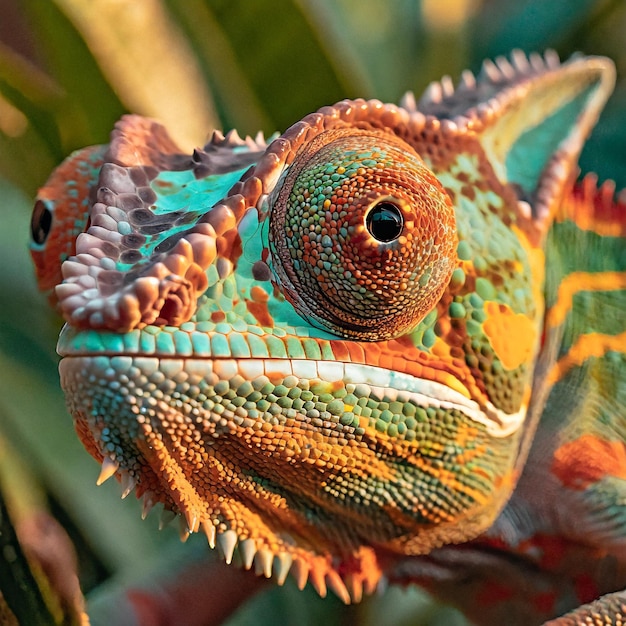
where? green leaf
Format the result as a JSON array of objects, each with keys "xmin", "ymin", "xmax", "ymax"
[
  {"xmin": 0, "ymin": 42, "xmax": 64, "ymax": 167},
  {"xmin": 469, "ymin": 0, "xmax": 601, "ymax": 60},
  {"xmin": 49, "ymin": 0, "xmax": 218, "ymax": 150},
  {"xmin": 167, "ymin": 0, "xmax": 365, "ymax": 134},
  {"xmin": 0, "ymin": 489, "xmax": 57, "ymax": 626}
]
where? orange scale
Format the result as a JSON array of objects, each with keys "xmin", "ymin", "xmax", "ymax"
[
  {"xmin": 378, "ymin": 353, "xmax": 395, "ymax": 371},
  {"xmin": 343, "ymin": 341, "xmax": 366, "ymax": 365},
  {"xmin": 404, "ymin": 360, "xmax": 426, "ymax": 379},
  {"xmin": 329, "ymin": 341, "xmax": 351, "ymax": 362},
  {"xmin": 391, "ymin": 356, "xmax": 409, "ymax": 375},
  {"xmin": 361, "ymin": 343, "xmax": 382, "ymax": 367}
]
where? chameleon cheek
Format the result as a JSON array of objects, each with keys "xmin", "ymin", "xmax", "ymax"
[
  {"xmin": 268, "ymin": 129, "xmax": 458, "ymax": 340},
  {"xmin": 482, "ymin": 301, "xmax": 537, "ymax": 371}
]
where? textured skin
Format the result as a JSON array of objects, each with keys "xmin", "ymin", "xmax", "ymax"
[
  {"xmin": 30, "ymin": 51, "xmax": 626, "ymax": 624},
  {"xmin": 544, "ymin": 591, "xmax": 626, "ymax": 625}
]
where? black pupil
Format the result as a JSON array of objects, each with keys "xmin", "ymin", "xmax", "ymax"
[
  {"xmin": 31, "ymin": 200, "xmax": 53, "ymax": 245},
  {"xmin": 366, "ymin": 202, "xmax": 404, "ymax": 242}
]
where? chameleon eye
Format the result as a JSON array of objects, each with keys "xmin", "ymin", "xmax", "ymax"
[
  {"xmin": 366, "ymin": 201, "xmax": 404, "ymax": 242},
  {"xmin": 31, "ymin": 200, "xmax": 53, "ymax": 246},
  {"xmin": 269, "ymin": 128, "xmax": 457, "ymax": 340}
]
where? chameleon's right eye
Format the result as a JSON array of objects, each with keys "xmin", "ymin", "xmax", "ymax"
[
  {"xmin": 268, "ymin": 127, "xmax": 458, "ymax": 340},
  {"xmin": 366, "ymin": 201, "xmax": 404, "ymax": 242},
  {"xmin": 31, "ymin": 200, "xmax": 53, "ymax": 246}
]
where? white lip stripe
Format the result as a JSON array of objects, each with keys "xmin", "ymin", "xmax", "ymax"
[
  {"xmin": 310, "ymin": 359, "xmax": 523, "ymax": 438},
  {"xmin": 291, "ymin": 359, "xmax": 319, "ymax": 379}
]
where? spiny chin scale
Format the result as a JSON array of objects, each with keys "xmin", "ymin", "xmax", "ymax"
[{"xmin": 93, "ymin": 454, "xmax": 365, "ymax": 601}]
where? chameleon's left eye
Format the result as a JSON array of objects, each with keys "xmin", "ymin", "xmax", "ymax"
[
  {"xmin": 31, "ymin": 200, "xmax": 53, "ymax": 246},
  {"xmin": 269, "ymin": 128, "xmax": 457, "ymax": 340}
]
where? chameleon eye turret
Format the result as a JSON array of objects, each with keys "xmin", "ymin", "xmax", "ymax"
[
  {"xmin": 268, "ymin": 128, "xmax": 457, "ymax": 340},
  {"xmin": 29, "ymin": 144, "xmax": 106, "ymax": 303}
]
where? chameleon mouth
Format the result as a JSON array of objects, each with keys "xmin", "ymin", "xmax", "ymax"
[
  {"xmin": 61, "ymin": 350, "xmax": 523, "ymax": 601},
  {"xmin": 58, "ymin": 333, "xmax": 526, "ymax": 439}
]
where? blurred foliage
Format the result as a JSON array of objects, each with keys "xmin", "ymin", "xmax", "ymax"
[{"xmin": 0, "ymin": 0, "xmax": 624, "ymax": 624}]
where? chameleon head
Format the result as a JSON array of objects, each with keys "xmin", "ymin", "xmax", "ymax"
[
  {"xmin": 268, "ymin": 128, "xmax": 457, "ymax": 340},
  {"xmin": 38, "ymin": 52, "xmax": 615, "ymax": 600}
]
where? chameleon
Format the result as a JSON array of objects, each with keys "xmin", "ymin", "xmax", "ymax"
[{"xmin": 29, "ymin": 50, "xmax": 626, "ymax": 625}]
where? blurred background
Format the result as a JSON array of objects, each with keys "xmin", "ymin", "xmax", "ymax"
[{"xmin": 0, "ymin": 1, "xmax": 624, "ymax": 624}]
